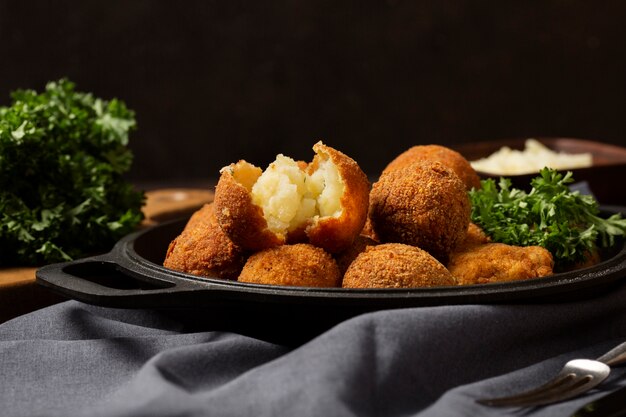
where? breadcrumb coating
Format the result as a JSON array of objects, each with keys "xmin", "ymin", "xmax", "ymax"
[
  {"xmin": 164, "ymin": 203, "xmax": 247, "ymax": 280},
  {"xmin": 342, "ymin": 243, "xmax": 456, "ymax": 288},
  {"xmin": 238, "ymin": 243, "xmax": 341, "ymax": 287},
  {"xmin": 383, "ymin": 144, "xmax": 481, "ymax": 190},
  {"xmin": 305, "ymin": 142, "xmax": 371, "ymax": 253},
  {"xmin": 448, "ymin": 242, "xmax": 554, "ymax": 285},
  {"xmin": 369, "ymin": 161, "xmax": 471, "ymax": 263},
  {"xmin": 214, "ymin": 161, "xmax": 284, "ymax": 251}
]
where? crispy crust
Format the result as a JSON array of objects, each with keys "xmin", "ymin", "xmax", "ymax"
[
  {"xmin": 163, "ymin": 203, "xmax": 247, "ymax": 279},
  {"xmin": 238, "ymin": 243, "xmax": 341, "ymax": 287},
  {"xmin": 214, "ymin": 142, "xmax": 369, "ymax": 254},
  {"xmin": 383, "ymin": 145, "xmax": 481, "ymax": 190},
  {"xmin": 214, "ymin": 162, "xmax": 285, "ymax": 251},
  {"xmin": 342, "ymin": 243, "xmax": 456, "ymax": 288},
  {"xmin": 448, "ymin": 242, "xmax": 554, "ymax": 285},
  {"xmin": 305, "ymin": 142, "xmax": 371, "ymax": 253},
  {"xmin": 369, "ymin": 161, "xmax": 470, "ymax": 263}
]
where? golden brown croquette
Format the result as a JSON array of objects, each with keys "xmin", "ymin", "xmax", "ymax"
[
  {"xmin": 369, "ymin": 161, "xmax": 471, "ymax": 263},
  {"xmin": 342, "ymin": 243, "xmax": 456, "ymax": 288},
  {"xmin": 304, "ymin": 142, "xmax": 371, "ymax": 253},
  {"xmin": 238, "ymin": 243, "xmax": 341, "ymax": 287},
  {"xmin": 214, "ymin": 141, "xmax": 370, "ymax": 253},
  {"xmin": 383, "ymin": 144, "xmax": 481, "ymax": 190},
  {"xmin": 214, "ymin": 160, "xmax": 285, "ymax": 251},
  {"xmin": 447, "ymin": 242, "xmax": 553, "ymax": 285},
  {"xmin": 163, "ymin": 203, "xmax": 247, "ymax": 280}
]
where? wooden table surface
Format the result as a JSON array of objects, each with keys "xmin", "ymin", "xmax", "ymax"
[{"xmin": 0, "ymin": 188, "xmax": 214, "ymax": 323}]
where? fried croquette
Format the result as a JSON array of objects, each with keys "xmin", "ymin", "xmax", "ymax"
[
  {"xmin": 214, "ymin": 141, "xmax": 370, "ymax": 253},
  {"xmin": 163, "ymin": 203, "xmax": 246, "ymax": 280},
  {"xmin": 447, "ymin": 243, "xmax": 554, "ymax": 285},
  {"xmin": 369, "ymin": 161, "xmax": 471, "ymax": 263},
  {"xmin": 342, "ymin": 243, "xmax": 456, "ymax": 288},
  {"xmin": 214, "ymin": 160, "xmax": 285, "ymax": 251},
  {"xmin": 335, "ymin": 234, "xmax": 378, "ymax": 275},
  {"xmin": 238, "ymin": 243, "xmax": 341, "ymax": 287},
  {"xmin": 383, "ymin": 144, "xmax": 481, "ymax": 190}
]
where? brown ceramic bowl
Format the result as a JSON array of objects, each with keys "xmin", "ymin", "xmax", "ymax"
[{"xmin": 452, "ymin": 138, "xmax": 626, "ymax": 206}]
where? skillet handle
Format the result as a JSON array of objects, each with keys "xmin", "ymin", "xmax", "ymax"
[{"xmin": 35, "ymin": 252, "xmax": 215, "ymax": 308}]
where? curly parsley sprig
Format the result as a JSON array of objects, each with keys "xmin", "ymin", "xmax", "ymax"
[
  {"xmin": 0, "ymin": 79, "xmax": 144, "ymax": 265},
  {"xmin": 469, "ymin": 168, "xmax": 626, "ymax": 270}
]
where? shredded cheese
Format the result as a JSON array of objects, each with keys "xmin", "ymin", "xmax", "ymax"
[{"xmin": 470, "ymin": 139, "xmax": 593, "ymax": 175}]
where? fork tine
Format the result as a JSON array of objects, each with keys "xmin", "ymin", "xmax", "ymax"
[
  {"xmin": 477, "ymin": 372, "xmax": 577, "ymax": 407},
  {"xmin": 477, "ymin": 359, "xmax": 611, "ymax": 407},
  {"xmin": 489, "ymin": 374, "xmax": 600, "ymax": 407},
  {"xmin": 477, "ymin": 372, "xmax": 592, "ymax": 407},
  {"xmin": 520, "ymin": 376, "xmax": 600, "ymax": 407}
]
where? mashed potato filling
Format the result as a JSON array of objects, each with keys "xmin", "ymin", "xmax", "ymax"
[{"xmin": 249, "ymin": 154, "xmax": 345, "ymax": 235}]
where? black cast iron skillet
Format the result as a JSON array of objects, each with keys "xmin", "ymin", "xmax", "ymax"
[
  {"xmin": 34, "ymin": 206, "xmax": 626, "ymax": 345},
  {"xmin": 36, "ymin": 207, "xmax": 626, "ymax": 311}
]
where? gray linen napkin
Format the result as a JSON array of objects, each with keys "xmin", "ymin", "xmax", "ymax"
[{"xmin": 2, "ymin": 279, "xmax": 626, "ymax": 417}]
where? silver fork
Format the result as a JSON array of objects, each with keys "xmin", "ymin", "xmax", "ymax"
[{"xmin": 477, "ymin": 340, "xmax": 626, "ymax": 407}]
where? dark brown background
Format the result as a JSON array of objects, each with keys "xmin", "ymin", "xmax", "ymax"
[{"xmin": 1, "ymin": 1, "xmax": 625, "ymax": 182}]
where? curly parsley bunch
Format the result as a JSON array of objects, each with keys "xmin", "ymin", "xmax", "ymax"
[
  {"xmin": 469, "ymin": 168, "xmax": 626, "ymax": 270},
  {"xmin": 0, "ymin": 79, "xmax": 144, "ymax": 265}
]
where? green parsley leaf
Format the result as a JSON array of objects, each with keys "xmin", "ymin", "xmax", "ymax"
[
  {"xmin": 469, "ymin": 168, "xmax": 626, "ymax": 270},
  {"xmin": 0, "ymin": 79, "xmax": 144, "ymax": 265}
]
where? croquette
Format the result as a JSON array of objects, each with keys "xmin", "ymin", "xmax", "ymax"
[
  {"xmin": 163, "ymin": 203, "xmax": 247, "ymax": 280},
  {"xmin": 447, "ymin": 242, "xmax": 554, "ymax": 285},
  {"xmin": 214, "ymin": 160, "xmax": 285, "ymax": 251},
  {"xmin": 342, "ymin": 243, "xmax": 456, "ymax": 288},
  {"xmin": 304, "ymin": 142, "xmax": 371, "ymax": 253},
  {"xmin": 383, "ymin": 144, "xmax": 481, "ymax": 190},
  {"xmin": 369, "ymin": 161, "xmax": 471, "ymax": 263},
  {"xmin": 214, "ymin": 141, "xmax": 370, "ymax": 253},
  {"xmin": 167, "ymin": 141, "xmax": 567, "ymax": 290},
  {"xmin": 238, "ymin": 243, "xmax": 341, "ymax": 287}
]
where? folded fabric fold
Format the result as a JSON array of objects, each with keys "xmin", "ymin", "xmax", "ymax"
[{"xmin": 2, "ymin": 280, "xmax": 626, "ymax": 417}]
